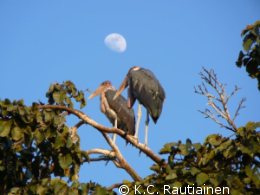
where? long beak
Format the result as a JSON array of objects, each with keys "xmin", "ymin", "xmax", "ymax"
[
  {"xmin": 113, "ymin": 76, "xmax": 128, "ymax": 100},
  {"xmin": 88, "ymin": 86, "xmax": 104, "ymax": 99}
]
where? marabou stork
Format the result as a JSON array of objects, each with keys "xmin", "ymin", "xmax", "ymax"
[
  {"xmin": 89, "ymin": 81, "xmax": 135, "ymax": 143},
  {"xmin": 113, "ymin": 66, "xmax": 165, "ymax": 146}
]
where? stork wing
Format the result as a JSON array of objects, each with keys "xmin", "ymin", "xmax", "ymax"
[
  {"xmin": 129, "ymin": 68, "xmax": 165, "ymax": 123},
  {"xmin": 105, "ymin": 90, "xmax": 135, "ymax": 136}
]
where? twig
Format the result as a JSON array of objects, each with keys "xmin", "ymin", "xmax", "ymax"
[{"xmin": 233, "ymin": 98, "xmax": 246, "ymax": 121}]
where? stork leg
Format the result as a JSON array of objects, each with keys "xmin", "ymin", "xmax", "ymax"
[
  {"xmin": 135, "ymin": 103, "xmax": 142, "ymax": 141},
  {"xmin": 144, "ymin": 110, "xmax": 150, "ymax": 146},
  {"xmin": 112, "ymin": 118, "xmax": 117, "ymax": 143}
]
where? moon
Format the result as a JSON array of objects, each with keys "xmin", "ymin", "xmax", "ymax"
[{"xmin": 104, "ymin": 33, "xmax": 127, "ymax": 53}]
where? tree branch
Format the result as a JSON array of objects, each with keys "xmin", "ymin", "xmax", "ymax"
[
  {"xmin": 100, "ymin": 132, "xmax": 142, "ymax": 181},
  {"xmin": 195, "ymin": 67, "xmax": 246, "ymax": 132},
  {"xmin": 37, "ymin": 105, "xmax": 155, "ymax": 181},
  {"xmin": 70, "ymin": 120, "xmax": 85, "ymax": 143},
  {"xmin": 86, "ymin": 148, "xmax": 116, "ymax": 157},
  {"xmin": 37, "ymin": 104, "xmax": 164, "ymax": 166},
  {"xmin": 88, "ymin": 156, "xmax": 116, "ymax": 162}
]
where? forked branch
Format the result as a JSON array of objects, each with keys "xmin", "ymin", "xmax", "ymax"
[
  {"xmin": 194, "ymin": 67, "xmax": 246, "ymax": 132},
  {"xmin": 37, "ymin": 104, "xmax": 164, "ymax": 181},
  {"xmin": 38, "ymin": 104, "xmax": 163, "ymax": 165}
]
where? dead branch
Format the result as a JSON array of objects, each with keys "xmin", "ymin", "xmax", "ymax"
[
  {"xmin": 233, "ymin": 98, "xmax": 246, "ymax": 121},
  {"xmin": 195, "ymin": 67, "xmax": 246, "ymax": 132}
]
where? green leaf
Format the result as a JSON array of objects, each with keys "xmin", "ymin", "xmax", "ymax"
[
  {"xmin": 246, "ymin": 121, "xmax": 260, "ymax": 131},
  {"xmin": 223, "ymin": 144, "xmax": 236, "ymax": 158},
  {"xmin": 95, "ymin": 186, "xmax": 108, "ymax": 195},
  {"xmin": 53, "ymin": 180, "xmax": 68, "ymax": 194},
  {"xmin": 54, "ymin": 135, "xmax": 65, "ymax": 149},
  {"xmin": 0, "ymin": 120, "xmax": 12, "ymax": 137},
  {"xmin": 193, "ymin": 143, "xmax": 201, "ymax": 150},
  {"xmin": 186, "ymin": 138, "xmax": 192, "ymax": 148},
  {"xmin": 43, "ymin": 110, "xmax": 52, "ymax": 123},
  {"xmin": 34, "ymin": 129, "xmax": 44, "ymax": 144},
  {"xmin": 65, "ymin": 96, "xmax": 73, "ymax": 108},
  {"xmin": 53, "ymin": 92, "xmax": 62, "ymax": 104},
  {"xmin": 206, "ymin": 134, "xmax": 222, "ymax": 146},
  {"xmin": 12, "ymin": 126, "xmax": 24, "ymax": 141},
  {"xmin": 165, "ymin": 171, "xmax": 177, "ymax": 180},
  {"xmin": 179, "ymin": 144, "xmax": 189, "ymax": 156},
  {"xmin": 196, "ymin": 172, "xmax": 209, "ymax": 186},
  {"xmin": 239, "ymin": 145, "xmax": 253, "ymax": 157},
  {"xmin": 9, "ymin": 187, "xmax": 20, "ymax": 194},
  {"xmin": 160, "ymin": 143, "xmax": 176, "ymax": 154},
  {"xmin": 59, "ymin": 154, "xmax": 72, "ymax": 169},
  {"xmin": 217, "ymin": 139, "xmax": 232, "ymax": 152},
  {"xmin": 66, "ymin": 137, "xmax": 73, "ymax": 149},
  {"xmin": 36, "ymin": 185, "xmax": 46, "ymax": 195},
  {"xmin": 191, "ymin": 167, "xmax": 200, "ymax": 176},
  {"xmin": 7, "ymin": 104, "xmax": 15, "ymax": 112},
  {"xmin": 243, "ymin": 36, "xmax": 254, "ymax": 51},
  {"xmin": 173, "ymin": 181, "xmax": 182, "ymax": 188},
  {"xmin": 150, "ymin": 164, "xmax": 161, "ymax": 172}
]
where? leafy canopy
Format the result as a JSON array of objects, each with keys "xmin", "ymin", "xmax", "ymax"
[{"xmin": 236, "ymin": 20, "xmax": 260, "ymax": 90}]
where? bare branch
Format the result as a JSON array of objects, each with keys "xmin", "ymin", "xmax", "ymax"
[
  {"xmin": 227, "ymin": 85, "xmax": 240, "ymax": 103},
  {"xmin": 199, "ymin": 109, "xmax": 235, "ymax": 131},
  {"xmin": 195, "ymin": 67, "xmax": 246, "ymax": 132},
  {"xmin": 233, "ymin": 98, "xmax": 246, "ymax": 121},
  {"xmin": 86, "ymin": 148, "xmax": 115, "ymax": 157}
]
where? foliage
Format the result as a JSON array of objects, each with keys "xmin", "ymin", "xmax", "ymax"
[
  {"xmin": 0, "ymin": 78, "xmax": 259, "ymax": 194},
  {"xmin": 1, "ymin": 81, "xmax": 259, "ymax": 195},
  {"xmin": 7, "ymin": 179, "xmax": 111, "ymax": 195},
  {"xmin": 0, "ymin": 82, "xmax": 113, "ymax": 194},
  {"xmin": 236, "ymin": 20, "xmax": 260, "ymax": 90},
  {"xmin": 125, "ymin": 122, "xmax": 260, "ymax": 195}
]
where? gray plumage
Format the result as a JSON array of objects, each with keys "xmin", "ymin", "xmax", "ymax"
[
  {"xmin": 127, "ymin": 67, "xmax": 165, "ymax": 123},
  {"xmin": 105, "ymin": 89, "xmax": 135, "ymax": 135},
  {"xmin": 89, "ymin": 81, "xmax": 135, "ymax": 137}
]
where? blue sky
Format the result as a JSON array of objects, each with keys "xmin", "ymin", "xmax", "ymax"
[{"xmin": 0, "ymin": 0, "xmax": 259, "ymax": 187}]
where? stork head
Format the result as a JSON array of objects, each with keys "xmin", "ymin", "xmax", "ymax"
[
  {"xmin": 129, "ymin": 66, "xmax": 140, "ymax": 72},
  {"xmin": 88, "ymin": 80, "xmax": 112, "ymax": 99}
]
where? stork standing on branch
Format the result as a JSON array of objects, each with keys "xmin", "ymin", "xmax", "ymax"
[
  {"xmin": 89, "ymin": 81, "xmax": 135, "ymax": 143},
  {"xmin": 114, "ymin": 66, "xmax": 165, "ymax": 146}
]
